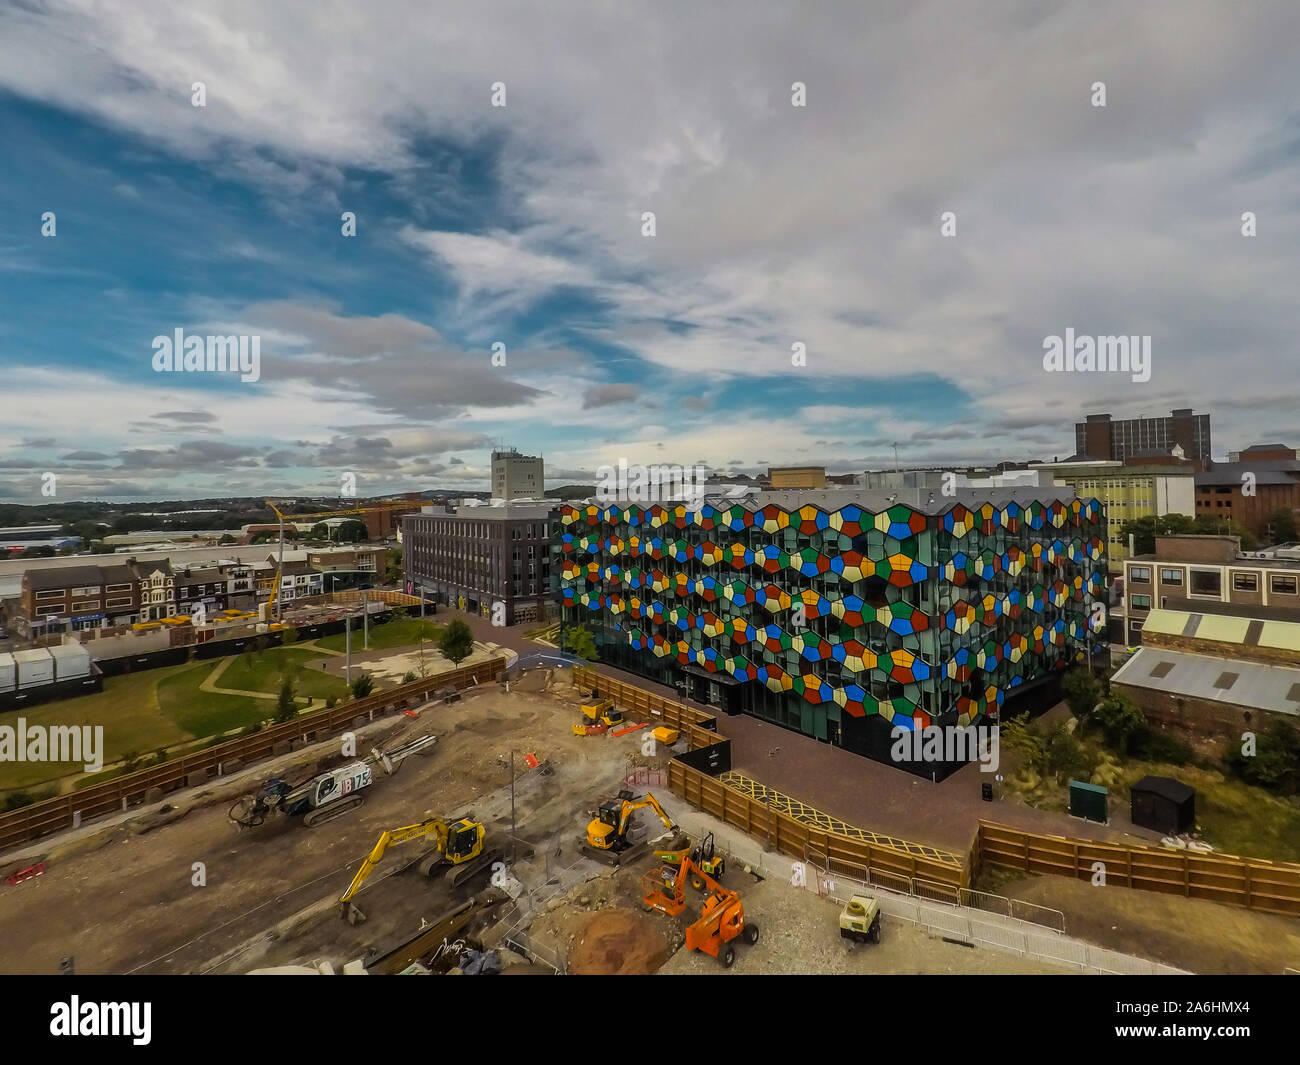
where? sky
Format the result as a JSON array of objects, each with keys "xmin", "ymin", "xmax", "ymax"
[{"xmin": 2, "ymin": 0, "xmax": 1300, "ymax": 503}]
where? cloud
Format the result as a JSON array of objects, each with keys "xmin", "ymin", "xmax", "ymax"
[{"xmin": 582, "ymin": 383, "xmax": 641, "ymax": 409}]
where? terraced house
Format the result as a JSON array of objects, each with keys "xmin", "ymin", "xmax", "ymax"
[{"xmin": 554, "ymin": 488, "xmax": 1106, "ymax": 774}]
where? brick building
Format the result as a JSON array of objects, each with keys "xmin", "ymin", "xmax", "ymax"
[
  {"xmin": 403, "ymin": 504, "xmax": 555, "ymax": 625},
  {"xmin": 1122, "ymin": 534, "xmax": 1300, "ymax": 645}
]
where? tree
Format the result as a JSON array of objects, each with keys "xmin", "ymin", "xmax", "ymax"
[
  {"xmin": 1061, "ymin": 668, "xmax": 1103, "ymax": 737},
  {"xmin": 385, "ymin": 549, "xmax": 403, "ymax": 584},
  {"xmin": 438, "ymin": 618, "xmax": 475, "ymax": 665},
  {"xmin": 350, "ymin": 672, "xmax": 375, "ymax": 699},
  {"xmin": 415, "ymin": 620, "xmax": 437, "ymax": 677},
  {"xmin": 219, "ymin": 534, "xmax": 237, "ymax": 545},
  {"xmin": 1118, "ymin": 513, "xmax": 1258, "ymax": 555},
  {"xmin": 1092, "ymin": 692, "xmax": 1146, "ymax": 755},
  {"xmin": 275, "ymin": 674, "xmax": 298, "ymax": 722},
  {"xmin": 280, "ymin": 626, "xmax": 298, "ymax": 646},
  {"xmin": 334, "ymin": 519, "xmax": 369, "ymax": 544},
  {"xmin": 1263, "ymin": 507, "xmax": 1298, "ymax": 545},
  {"xmin": 562, "ymin": 623, "xmax": 599, "ymax": 661}
]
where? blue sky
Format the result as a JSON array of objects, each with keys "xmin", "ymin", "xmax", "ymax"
[{"xmin": 2, "ymin": 1, "xmax": 1300, "ymax": 502}]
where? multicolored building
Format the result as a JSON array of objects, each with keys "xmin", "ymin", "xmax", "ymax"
[{"xmin": 554, "ymin": 488, "xmax": 1106, "ymax": 773}]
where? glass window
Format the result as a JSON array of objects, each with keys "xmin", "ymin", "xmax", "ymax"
[
  {"xmin": 1270, "ymin": 575, "xmax": 1298, "ymax": 595},
  {"xmin": 1159, "ymin": 568, "xmax": 1183, "ymax": 586},
  {"xmin": 1232, "ymin": 572, "xmax": 1258, "ymax": 592}
]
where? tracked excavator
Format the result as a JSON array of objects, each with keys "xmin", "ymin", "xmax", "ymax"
[
  {"xmin": 582, "ymin": 790, "xmax": 682, "ymax": 866},
  {"xmin": 338, "ymin": 815, "xmax": 499, "ymax": 924}
]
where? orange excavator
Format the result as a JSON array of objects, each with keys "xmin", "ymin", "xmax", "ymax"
[{"xmin": 643, "ymin": 855, "xmax": 759, "ymax": 968}]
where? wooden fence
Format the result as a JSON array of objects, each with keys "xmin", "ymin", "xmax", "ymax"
[
  {"xmin": 975, "ymin": 821, "xmax": 1300, "ymax": 918},
  {"xmin": 667, "ymin": 759, "xmax": 967, "ymax": 896},
  {"xmin": 571, "ymin": 665, "xmax": 719, "ymax": 749},
  {"xmin": 0, "ymin": 657, "xmax": 507, "ymax": 854},
  {"xmin": 583, "ymin": 664, "xmax": 1300, "ymax": 918}
]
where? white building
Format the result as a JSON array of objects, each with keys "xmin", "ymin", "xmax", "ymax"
[{"xmin": 491, "ymin": 448, "xmax": 545, "ymax": 500}]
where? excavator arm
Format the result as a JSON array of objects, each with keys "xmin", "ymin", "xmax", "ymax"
[
  {"xmin": 617, "ymin": 792, "xmax": 677, "ymax": 840},
  {"xmin": 339, "ymin": 819, "xmax": 450, "ymax": 904}
]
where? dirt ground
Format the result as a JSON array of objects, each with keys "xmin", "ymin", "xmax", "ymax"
[
  {"xmin": 657, "ymin": 875, "xmax": 1073, "ymax": 975},
  {"xmin": 982, "ymin": 867, "xmax": 1300, "ymax": 975},
  {"xmin": 0, "ymin": 675, "xmax": 661, "ymax": 975}
]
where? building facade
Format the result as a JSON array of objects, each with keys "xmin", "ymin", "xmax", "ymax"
[
  {"xmin": 1076, "ymin": 408, "xmax": 1211, "ymax": 465},
  {"xmin": 1122, "ymin": 534, "xmax": 1300, "ymax": 645},
  {"xmin": 1035, "ymin": 458, "xmax": 1195, "ymax": 567},
  {"xmin": 403, "ymin": 504, "xmax": 554, "ymax": 625},
  {"xmin": 491, "ymin": 448, "xmax": 545, "ymax": 500},
  {"xmin": 555, "ymin": 489, "xmax": 1106, "ymax": 772}
]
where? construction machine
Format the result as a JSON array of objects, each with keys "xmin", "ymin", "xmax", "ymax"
[
  {"xmin": 582, "ymin": 790, "xmax": 679, "ymax": 865},
  {"xmin": 839, "ymin": 894, "xmax": 882, "ymax": 945},
  {"xmin": 338, "ymin": 816, "xmax": 497, "ymax": 923},
  {"xmin": 643, "ymin": 855, "xmax": 758, "ymax": 968},
  {"xmin": 572, "ymin": 698, "xmax": 625, "ymax": 736},
  {"xmin": 229, "ymin": 732, "xmax": 438, "ymax": 829},
  {"xmin": 654, "ymin": 831, "xmax": 725, "ymax": 888}
]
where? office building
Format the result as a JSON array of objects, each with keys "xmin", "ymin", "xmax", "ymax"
[
  {"xmin": 555, "ymin": 488, "xmax": 1105, "ymax": 774},
  {"xmin": 403, "ymin": 504, "xmax": 555, "ymax": 625},
  {"xmin": 492, "ymin": 448, "xmax": 545, "ymax": 500},
  {"xmin": 1076, "ymin": 409, "xmax": 1211, "ymax": 466}
]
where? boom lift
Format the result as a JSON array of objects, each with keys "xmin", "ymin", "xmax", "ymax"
[
  {"xmin": 338, "ymin": 816, "xmax": 495, "ymax": 923},
  {"xmin": 582, "ymin": 790, "xmax": 679, "ymax": 865},
  {"xmin": 643, "ymin": 855, "xmax": 759, "ymax": 968}
]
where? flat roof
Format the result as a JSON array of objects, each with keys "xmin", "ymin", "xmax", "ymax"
[
  {"xmin": 1142, "ymin": 607, "xmax": 1300, "ymax": 652},
  {"xmin": 566, "ymin": 486, "xmax": 1085, "ymax": 516},
  {"xmin": 1112, "ymin": 647, "xmax": 1300, "ymax": 718}
]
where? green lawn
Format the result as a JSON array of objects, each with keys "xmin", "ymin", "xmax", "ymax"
[
  {"xmin": 0, "ymin": 645, "xmax": 353, "ymax": 796},
  {"xmin": 0, "ymin": 665, "xmax": 193, "ymax": 792},
  {"xmin": 219, "ymin": 646, "xmax": 350, "ymax": 700},
  {"xmin": 313, "ymin": 617, "xmax": 443, "ymax": 653},
  {"xmin": 154, "ymin": 661, "xmax": 272, "ymax": 738}
]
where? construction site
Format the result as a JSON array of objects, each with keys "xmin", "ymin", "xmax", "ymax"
[{"xmin": 2, "ymin": 646, "xmax": 1296, "ymax": 977}]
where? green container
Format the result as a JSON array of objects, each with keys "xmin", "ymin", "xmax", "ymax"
[{"xmin": 1068, "ymin": 779, "xmax": 1108, "ymax": 824}]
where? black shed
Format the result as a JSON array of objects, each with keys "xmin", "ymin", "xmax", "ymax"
[{"xmin": 1130, "ymin": 776, "xmax": 1196, "ymax": 835}]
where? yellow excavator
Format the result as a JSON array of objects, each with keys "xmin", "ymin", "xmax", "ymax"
[
  {"xmin": 582, "ymin": 790, "xmax": 681, "ymax": 865},
  {"xmin": 572, "ymin": 698, "xmax": 625, "ymax": 736},
  {"xmin": 338, "ymin": 816, "xmax": 496, "ymax": 923}
]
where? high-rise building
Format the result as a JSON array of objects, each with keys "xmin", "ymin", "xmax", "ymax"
[
  {"xmin": 1076, "ymin": 409, "xmax": 1211, "ymax": 465},
  {"xmin": 554, "ymin": 488, "xmax": 1105, "ymax": 776},
  {"xmin": 491, "ymin": 448, "xmax": 545, "ymax": 500}
]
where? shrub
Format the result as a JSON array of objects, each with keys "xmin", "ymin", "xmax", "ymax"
[
  {"xmin": 351, "ymin": 672, "xmax": 375, "ymax": 699},
  {"xmin": 1128, "ymin": 726, "xmax": 1195, "ymax": 767}
]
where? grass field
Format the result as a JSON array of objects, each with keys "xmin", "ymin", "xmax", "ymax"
[
  {"xmin": 0, "ymin": 645, "xmax": 351, "ymax": 796},
  {"xmin": 219, "ymin": 646, "xmax": 349, "ymax": 700},
  {"xmin": 312, "ymin": 617, "xmax": 443, "ymax": 653}
]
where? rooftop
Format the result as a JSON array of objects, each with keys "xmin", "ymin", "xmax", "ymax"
[
  {"xmin": 568, "ymin": 486, "xmax": 1086, "ymax": 516},
  {"xmin": 1140, "ymin": 607, "xmax": 1300, "ymax": 653},
  {"xmin": 1112, "ymin": 647, "xmax": 1300, "ymax": 718}
]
